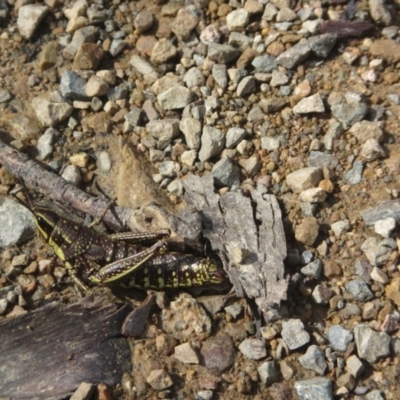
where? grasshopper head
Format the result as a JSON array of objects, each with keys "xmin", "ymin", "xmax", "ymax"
[{"xmin": 32, "ymin": 205, "xmax": 59, "ymax": 241}]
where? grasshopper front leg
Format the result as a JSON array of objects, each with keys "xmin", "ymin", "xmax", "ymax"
[
  {"xmin": 88, "ymin": 240, "xmax": 168, "ymax": 284},
  {"xmin": 108, "ymin": 229, "xmax": 170, "ymax": 244}
]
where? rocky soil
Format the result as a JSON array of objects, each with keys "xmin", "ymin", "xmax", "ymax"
[{"xmin": 1, "ymin": 0, "xmax": 400, "ymax": 399}]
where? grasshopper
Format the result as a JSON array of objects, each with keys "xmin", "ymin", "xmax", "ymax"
[{"xmin": 15, "ymin": 194, "xmax": 225, "ymax": 294}]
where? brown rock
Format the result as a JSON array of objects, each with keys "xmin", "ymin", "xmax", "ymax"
[
  {"xmin": 323, "ymin": 260, "xmax": 342, "ymax": 278},
  {"xmin": 319, "ymin": 179, "xmax": 334, "ymax": 193},
  {"xmin": 267, "ymin": 41, "xmax": 285, "ymax": 57},
  {"xmin": 218, "ymin": 4, "xmax": 232, "ymax": 17},
  {"xmin": 295, "ymin": 217, "xmax": 319, "ymax": 246},
  {"xmin": 38, "ymin": 41, "xmax": 58, "ymax": 70},
  {"xmin": 73, "ymin": 43, "xmax": 103, "ymax": 70},
  {"xmin": 370, "ymin": 39, "xmax": 400, "ymax": 62},
  {"xmin": 136, "ymin": 35, "xmax": 157, "ymax": 57},
  {"xmin": 82, "ymin": 111, "xmax": 111, "ymax": 133},
  {"xmin": 383, "ymin": 72, "xmax": 399, "ymax": 85},
  {"xmin": 386, "ymin": 277, "xmax": 400, "ymax": 308},
  {"xmin": 237, "ymin": 48, "xmax": 257, "ymax": 68}
]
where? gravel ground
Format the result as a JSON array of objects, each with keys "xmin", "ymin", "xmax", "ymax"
[{"xmin": 1, "ymin": 0, "xmax": 400, "ymax": 399}]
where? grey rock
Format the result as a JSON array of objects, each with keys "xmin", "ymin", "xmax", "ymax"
[
  {"xmin": 228, "ymin": 32, "xmax": 253, "ymax": 51},
  {"xmin": 109, "ymin": 39, "xmax": 126, "ymax": 57},
  {"xmin": 361, "ymin": 237, "xmax": 392, "ymax": 266},
  {"xmin": 261, "ymin": 136, "xmax": 281, "ymax": 151},
  {"xmin": 134, "ymin": 10, "xmax": 154, "ymax": 33},
  {"xmin": 301, "ymin": 259, "xmax": 322, "ymax": 279},
  {"xmin": 61, "ymin": 165, "xmax": 82, "ymax": 186},
  {"xmin": 331, "ymin": 103, "xmax": 368, "ymax": 128},
  {"xmin": 294, "ymin": 377, "xmax": 333, "ymax": 400},
  {"xmin": 108, "ymin": 86, "xmax": 128, "ymax": 101},
  {"xmin": 199, "ymin": 126, "xmax": 225, "ymax": 162},
  {"xmin": 369, "ymin": 0, "xmax": 392, "ymax": 26},
  {"xmin": 224, "ymin": 303, "xmax": 243, "ymax": 319},
  {"xmin": 60, "ymin": 71, "xmax": 89, "ymax": 101},
  {"xmin": 173, "ymin": 343, "xmax": 199, "ymax": 364},
  {"xmin": 259, "ymin": 97, "xmax": 287, "ymax": 113},
  {"xmin": 354, "ymin": 324, "xmax": 391, "ymax": 363},
  {"xmin": 226, "ymin": 127, "xmax": 246, "ymax": 149},
  {"xmin": 170, "ymin": 9, "xmax": 199, "ymax": 40},
  {"xmin": 247, "ymin": 105, "xmax": 264, "ymax": 123},
  {"xmin": 151, "ymin": 38, "xmax": 177, "ymax": 64},
  {"xmin": 301, "ymin": 250, "xmax": 314, "ymax": 264},
  {"xmin": 257, "ymin": 361, "xmax": 280, "ymax": 386},
  {"xmin": 326, "ymin": 325, "xmax": 353, "ymax": 352},
  {"xmin": 37, "ymin": 128, "xmax": 59, "ymax": 160},
  {"xmin": 212, "ymin": 64, "xmax": 228, "ymax": 89},
  {"xmin": 147, "ymin": 119, "xmax": 179, "ymax": 150},
  {"xmin": 0, "ymin": 198, "xmax": 36, "ymax": 248},
  {"xmin": 262, "ymin": 3, "xmax": 278, "ymax": 21},
  {"xmin": 374, "ymin": 217, "xmax": 396, "ymax": 238},
  {"xmin": 239, "ymin": 157, "xmax": 261, "ymax": 177},
  {"xmin": 86, "ymin": 4, "xmax": 107, "ymax": 23},
  {"xmin": 31, "ymin": 98, "xmax": 73, "ymax": 127},
  {"xmin": 125, "ymin": 107, "xmax": 143, "ymax": 127},
  {"xmin": 252, "ymin": 55, "xmax": 277, "ymax": 73},
  {"xmin": 130, "ymin": 55, "xmax": 156, "ymax": 76},
  {"xmin": 281, "ymin": 319, "xmax": 310, "ymax": 350},
  {"xmin": 212, "ymin": 157, "xmax": 241, "ymax": 188},
  {"xmin": 343, "ymin": 161, "xmax": 364, "ymax": 185},
  {"xmin": 237, "ymin": 76, "xmax": 256, "ymax": 97},
  {"xmin": 286, "ymin": 167, "xmax": 322, "ymax": 193},
  {"xmin": 293, "ymin": 93, "xmax": 325, "ymax": 114},
  {"xmin": 346, "ymin": 354, "xmax": 364, "ymax": 379},
  {"xmin": 323, "ymin": 121, "xmax": 343, "ymax": 151},
  {"xmin": 183, "ymin": 67, "xmax": 205, "ymax": 88},
  {"xmin": 312, "ymin": 285, "xmax": 332, "ymax": 305},
  {"xmin": 226, "ymin": 9, "xmax": 249, "ymax": 31},
  {"xmin": 159, "ymin": 161, "xmax": 181, "ymax": 178},
  {"xmin": 167, "ymin": 179, "xmax": 184, "ymax": 197},
  {"xmin": 97, "ymin": 151, "xmax": 111, "ymax": 173},
  {"xmin": 0, "ymin": 90, "xmax": 11, "ymax": 103},
  {"xmin": 299, "ymin": 345, "xmax": 327, "ymax": 375},
  {"xmin": 63, "ymin": 26, "xmax": 97, "ymax": 60},
  {"xmin": 17, "ymin": 4, "xmax": 48, "ymax": 39},
  {"xmin": 308, "ymin": 151, "xmax": 339, "ymax": 170},
  {"xmin": 196, "ymin": 390, "xmax": 213, "ymax": 400},
  {"xmin": 270, "ymin": 70, "xmax": 289, "ymax": 87},
  {"xmin": 157, "ymin": 86, "xmax": 192, "ymax": 110},
  {"xmin": 276, "ymin": 41, "xmax": 311, "ymax": 69},
  {"xmin": 307, "ymin": 33, "xmax": 337, "ymax": 58},
  {"xmin": 180, "ymin": 118, "xmax": 202, "ymax": 150},
  {"xmin": 331, "ymin": 220, "xmax": 351, "ymax": 237},
  {"xmin": 238, "ymin": 338, "xmax": 266, "ymax": 360},
  {"xmin": 365, "ymin": 389, "xmax": 385, "ymax": 400},
  {"xmin": 208, "ymin": 43, "xmax": 241, "ymax": 64},
  {"xmin": 345, "ymin": 280, "xmax": 374, "ymax": 301}
]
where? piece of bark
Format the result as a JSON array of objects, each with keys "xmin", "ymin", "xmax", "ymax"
[
  {"xmin": 121, "ymin": 294, "xmax": 155, "ymax": 337},
  {"xmin": 320, "ymin": 21, "xmax": 374, "ymax": 38},
  {"xmin": 183, "ymin": 175, "xmax": 288, "ymax": 321},
  {"xmin": 0, "ymin": 297, "xmax": 131, "ymax": 399},
  {"xmin": 0, "ymin": 137, "xmax": 203, "ymax": 249}
]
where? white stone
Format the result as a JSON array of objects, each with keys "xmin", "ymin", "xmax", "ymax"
[
  {"xmin": 331, "ymin": 220, "xmax": 351, "ymax": 237},
  {"xmin": 293, "ymin": 93, "xmax": 325, "ymax": 114},
  {"xmin": 17, "ymin": 5, "xmax": 49, "ymax": 39},
  {"xmin": 300, "ymin": 188, "xmax": 327, "ymax": 203},
  {"xmin": 374, "ymin": 217, "xmax": 396, "ymax": 238},
  {"xmin": 286, "ymin": 167, "xmax": 322, "ymax": 193},
  {"xmin": 360, "ymin": 138, "xmax": 385, "ymax": 161},
  {"xmin": 31, "ymin": 97, "xmax": 73, "ymax": 127},
  {"xmin": 226, "ymin": 9, "xmax": 249, "ymax": 31},
  {"xmin": 370, "ymin": 267, "xmax": 389, "ymax": 284},
  {"xmin": 85, "ymin": 76, "xmax": 109, "ymax": 97}
]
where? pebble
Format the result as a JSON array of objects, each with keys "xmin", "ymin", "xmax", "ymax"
[
  {"xmin": 130, "ymin": 55, "xmax": 156, "ymax": 77},
  {"xmin": 330, "ymin": 103, "xmax": 368, "ymax": 129},
  {"xmin": 238, "ymin": 338, "xmax": 267, "ymax": 360},
  {"xmin": 85, "ymin": 76, "xmax": 109, "ymax": 97},
  {"xmin": 70, "ymin": 382, "xmax": 94, "ymax": 400},
  {"xmin": 385, "ymin": 277, "xmax": 400, "ymax": 308},
  {"xmin": 17, "ymin": 4, "xmax": 48, "ymax": 39},
  {"xmin": 167, "ymin": 179, "xmax": 183, "ymax": 196},
  {"xmin": 212, "ymin": 64, "xmax": 228, "ymax": 89},
  {"xmin": 0, "ymin": 89, "xmax": 11, "ymax": 103},
  {"xmin": 251, "ymin": 55, "xmax": 277, "ymax": 73},
  {"xmin": 331, "ymin": 220, "xmax": 350, "ymax": 237},
  {"xmin": 369, "ymin": 0, "xmax": 392, "ymax": 26},
  {"xmin": 293, "ymin": 93, "xmax": 325, "ymax": 114},
  {"xmin": 31, "ymin": 98, "xmax": 73, "ymax": 127},
  {"xmin": 207, "ymin": 43, "xmax": 241, "ymax": 64},
  {"xmin": 134, "ymin": 10, "xmax": 154, "ymax": 33},
  {"xmin": 294, "ymin": 377, "xmax": 333, "ymax": 400},
  {"xmin": 345, "ymin": 280, "xmax": 374, "ymax": 302},
  {"xmin": 73, "ymin": 43, "xmax": 103, "ymax": 70},
  {"xmin": 200, "ymin": 334, "xmax": 235, "ymax": 373},
  {"xmin": 239, "ymin": 157, "xmax": 261, "ymax": 177},
  {"xmin": 281, "ymin": 319, "xmax": 310, "ymax": 350},
  {"xmin": 374, "ymin": 217, "xmax": 396, "ymax": 238},
  {"xmin": 60, "ymin": 71, "xmax": 89, "ymax": 101},
  {"xmin": 183, "ymin": 67, "xmax": 205, "ymax": 88},
  {"xmin": 308, "ymin": 151, "xmax": 339, "ymax": 170},
  {"xmin": 0, "ymin": 198, "xmax": 36, "ymax": 248},
  {"xmin": 226, "ymin": 127, "xmax": 246, "ymax": 149},
  {"xmin": 147, "ymin": 119, "xmax": 179, "ymax": 150},
  {"xmin": 262, "ymin": 3, "xmax": 278, "ymax": 21},
  {"xmin": 343, "ymin": 161, "xmax": 364, "ymax": 185},
  {"xmin": 173, "ymin": 343, "xmax": 199, "ymax": 364},
  {"xmin": 151, "ymin": 39, "xmax": 177, "ymax": 64},
  {"xmin": 286, "ymin": 167, "xmax": 322, "ymax": 194},
  {"xmin": 261, "ymin": 136, "xmax": 281, "ymax": 151},
  {"xmin": 326, "ymin": 325, "xmax": 353, "ymax": 352},
  {"xmin": 360, "ymin": 139, "xmax": 385, "ymax": 161},
  {"xmin": 237, "ymin": 76, "xmax": 256, "ymax": 97},
  {"xmin": 300, "ymin": 188, "xmax": 327, "ymax": 203},
  {"xmin": 298, "ymin": 345, "xmax": 327, "ymax": 375},
  {"xmin": 124, "ymin": 107, "xmax": 143, "ymax": 128},
  {"xmin": 295, "ymin": 217, "xmax": 319, "ymax": 246},
  {"xmin": 301, "ymin": 259, "xmax": 322, "ymax": 279},
  {"xmin": 226, "ymin": 9, "xmax": 249, "ymax": 31},
  {"xmin": 346, "ymin": 354, "xmax": 364, "ymax": 379},
  {"xmin": 212, "ymin": 157, "xmax": 241, "ymax": 189},
  {"xmin": 196, "ymin": 390, "xmax": 213, "ymax": 400},
  {"xmin": 198, "ymin": 126, "xmax": 225, "ymax": 162},
  {"xmin": 361, "ymin": 237, "xmax": 392, "ymax": 266},
  {"xmin": 147, "ymin": 369, "xmax": 173, "ymax": 390},
  {"xmin": 61, "ymin": 165, "xmax": 82, "ymax": 186},
  {"xmin": 97, "ymin": 151, "xmax": 111, "ymax": 173},
  {"xmin": 365, "ymin": 389, "xmax": 385, "ymax": 400},
  {"xmin": 157, "ymin": 86, "xmax": 192, "ymax": 110},
  {"xmin": 37, "ymin": 128, "xmax": 59, "ymax": 160},
  {"xmin": 257, "ymin": 361, "xmax": 280, "ymax": 386},
  {"xmin": 354, "ymin": 324, "xmax": 391, "ymax": 364},
  {"xmin": 312, "ymin": 285, "xmax": 332, "ymax": 305},
  {"xmin": 170, "ymin": 9, "xmax": 199, "ymax": 40},
  {"xmin": 276, "ymin": 41, "xmax": 311, "ymax": 69}
]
